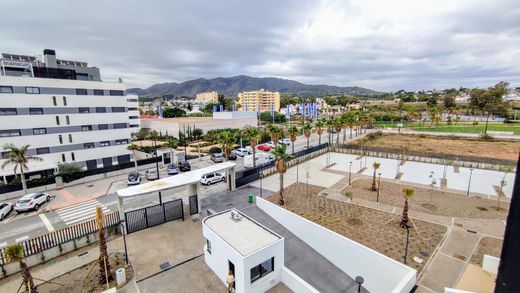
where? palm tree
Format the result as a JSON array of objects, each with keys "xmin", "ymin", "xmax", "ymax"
[
  {"xmin": 269, "ymin": 125, "xmax": 281, "ymax": 145},
  {"xmin": 303, "ymin": 124, "xmax": 312, "ymax": 149},
  {"xmin": 165, "ymin": 138, "xmax": 178, "ymax": 165},
  {"xmin": 326, "ymin": 118, "xmax": 334, "ymax": 144},
  {"xmin": 96, "ymin": 206, "xmax": 111, "ymax": 285},
  {"xmin": 400, "ymin": 187, "xmax": 414, "ymax": 227},
  {"xmin": 4, "ymin": 244, "xmax": 37, "ymax": 292},
  {"xmin": 246, "ymin": 127, "xmax": 260, "ymax": 167},
  {"xmin": 2, "ymin": 144, "xmax": 43, "ymax": 194},
  {"xmin": 273, "ymin": 145, "xmax": 290, "ymax": 206},
  {"xmin": 287, "ymin": 125, "xmax": 299, "ymax": 154},
  {"xmin": 497, "ymin": 166, "xmax": 513, "ymax": 210},
  {"xmin": 334, "ymin": 117, "xmax": 342, "ymax": 145},
  {"xmin": 343, "ymin": 112, "xmax": 356, "ymax": 139},
  {"xmin": 315, "ymin": 119, "xmax": 325, "ymax": 145},
  {"xmin": 127, "ymin": 143, "xmax": 140, "ymax": 173},
  {"xmin": 219, "ymin": 131, "xmax": 236, "ymax": 159},
  {"xmin": 371, "ymin": 162, "xmax": 381, "ymax": 191}
]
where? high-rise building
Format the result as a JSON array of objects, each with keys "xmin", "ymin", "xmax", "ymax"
[
  {"xmin": 195, "ymin": 91, "xmax": 218, "ymax": 104},
  {"xmin": 0, "ymin": 49, "xmax": 139, "ymax": 183},
  {"xmin": 237, "ymin": 89, "xmax": 280, "ymax": 112}
]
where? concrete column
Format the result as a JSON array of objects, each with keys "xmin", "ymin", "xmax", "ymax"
[
  {"xmin": 187, "ymin": 183, "xmax": 200, "ymax": 215},
  {"xmin": 226, "ymin": 167, "xmax": 236, "ymax": 191}
]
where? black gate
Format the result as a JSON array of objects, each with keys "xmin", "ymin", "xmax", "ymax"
[
  {"xmin": 189, "ymin": 195, "xmax": 198, "ymax": 215},
  {"xmin": 125, "ymin": 199, "xmax": 184, "ymax": 234}
]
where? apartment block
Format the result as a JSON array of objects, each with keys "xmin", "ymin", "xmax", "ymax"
[
  {"xmin": 237, "ymin": 89, "xmax": 280, "ymax": 113},
  {"xmin": 195, "ymin": 91, "xmax": 218, "ymax": 104}
]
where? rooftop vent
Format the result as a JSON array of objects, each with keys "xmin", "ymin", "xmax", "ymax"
[{"xmin": 230, "ymin": 210, "xmax": 242, "ymax": 222}]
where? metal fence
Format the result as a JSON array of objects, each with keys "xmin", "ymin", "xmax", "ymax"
[
  {"xmin": 125, "ymin": 199, "xmax": 184, "ymax": 234},
  {"xmin": 0, "ymin": 211, "xmax": 120, "ymax": 265}
]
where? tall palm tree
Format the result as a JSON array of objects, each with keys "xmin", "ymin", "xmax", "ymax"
[
  {"xmin": 326, "ymin": 118, "xmax": 334, "ymax": 145},
  {"xmin": 219, "ymin": 131, "xmax": 236, "ymax": 159},
  {"xmin": 96, "ymin": 206, "xmax": 111, "ymax": 285},
  {"xmin": 4, "ymin": 244, "xmax": 37, "ymax": 292},
  {"xmin": 343, "ymin": 112, "xmax": 356, "ymax": 140},
  {"xmin": 273, "ymin": 145, "xmax": 290, "ymax": 206},
  {"xmin": 303, "ymin": 124, "xmax": 312, "ymax": 149},
  {"xmin": 315, "ymin": 119, "xmax": 325, "ymax": 145},
  {"xmin": 334, "ymin": 117, "xmax": 342, "ymax": 145},
  {"xmin": 269, "ymin": 125, "xmax": 282, "ymax": 145},
  {"xmin": 127, "ymin": 143, "xmax": 140, "ymax": 173},
  {"xmin": 371, "ymin": 162, "xmax": 381, "ymax": 191},
  {"xmin": 400, "ymin": 187, "xmax": 414, "ymax": 227},
  {"xmin": 287, "ymin": 125, "xmax": 299, "ymax": 154},
  {"xmin": 2, "ymin": 144, "xmax": 43, "ymax": 194},
  {"xmin": 246, "ymin": 127, "xmax": 260, "ymax": 167}
]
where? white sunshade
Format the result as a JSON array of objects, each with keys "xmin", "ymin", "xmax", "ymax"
[{"xmin": 117, "ymin": 162, "xmax": 236, "ymax": 198}]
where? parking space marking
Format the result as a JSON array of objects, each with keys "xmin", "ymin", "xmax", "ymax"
[{"xmin": 39, "ymin": 213, "xmax": 55, "ymax": 232}]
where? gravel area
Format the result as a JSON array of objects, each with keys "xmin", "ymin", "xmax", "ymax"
[{"xmin": 470, "ymin": 237, "xmax": 503, "ymax": 266}]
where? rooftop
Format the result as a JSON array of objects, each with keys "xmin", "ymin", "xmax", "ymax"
[{"xmin": 204, "ymin": 209, "xmax": 281, "ymax": 256}]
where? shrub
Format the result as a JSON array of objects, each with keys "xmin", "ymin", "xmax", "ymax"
[
  {"xmin": 208, "ymin": 147, "xmax": 222, "ymax": 154},
  {"xmin": 366, "ymin": 131, "xmax": 383, "ymax": 141},
  {"xmin": 480, "ymin": 133, "xmax": 494, "ymax": 140}
]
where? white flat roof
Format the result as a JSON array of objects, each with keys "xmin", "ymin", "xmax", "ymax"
[
  {"xmin": 204, "ymin": 210, "xmax": 281, "ymax": 256},
  {"xmin": 117, "ymin": 162, "xmax": 236, "ymax": 197}
]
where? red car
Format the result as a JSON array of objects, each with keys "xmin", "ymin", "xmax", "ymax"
[{"xmin": 257, "ymin": 144, "xmax": 271, "ymax": 151}]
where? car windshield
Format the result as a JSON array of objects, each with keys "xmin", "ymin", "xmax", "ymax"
[
  {"xmin": 18, "ymin": 199, "xmax": 30, "ymax": 204},
  {"xmin": 168, "ymin": 165, "xmax": 176, "ymax": 169},
  {"xmin": 0, "ymin": 203, "xmax": 6, "ymax": 209},
  {"xmin": 214, "ymin": 154, "xmax": 222, "ymax": 157}
]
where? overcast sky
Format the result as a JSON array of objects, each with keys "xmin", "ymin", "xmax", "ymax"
[{"xmin": 1, "ymin": 0, "xmax": 519, "ymax": 91}]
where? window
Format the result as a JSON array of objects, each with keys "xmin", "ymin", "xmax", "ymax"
[
  {"xmin": 129, "ymin": 116, "xmax": 138, "ymax": 119},
  {"xmin": 29, "ymin": 108, "xmax": 44, "ymax": 115},
  {"xmin": 71, "ymin": 152, "xmax": 75, "ymax": 161},
  {"xmin": 78, "ymin": 107, "xmax": 90, "ymax": 113},
  {"xmin": 109, "ymin": 90, "xmax": 124, "ymax": 96},
  {"xmin": 115, "ymin": 139, "xmax": 129, "ymax": 145},
  {"xmin": 25, "ymin": 87, "xmax": 40, "ymax": 94},
  {"xmin": 1, "ymin": 151, "xmax": 9, "ymax": 159},
  {"xmin": 111, "ymin": 107, "xmax": 125, "ymax": 112},
  {"xmin": 81, "ymin": 125, "xmax": 93, "ymax": 131},
  {"xmin": 93, "ymin": 89, "xmax": 104, "ymax": 96},
  {"xmin": 127, "ymin": 98, "xmax": 138, "ymax": 102},
  {"xmin": 75, "ymin": 88, "xmax": 88, "ymax": 95},
  {"xmin": 95, "ymin": 107, "xmax": 106, "ymax": 113},
  {"xmin": 83, "ymin": 142, "xmax": 95, "ymax": 149},
  {"xmin": 130, "ymin": 124, "xmax": 139, "ymax": 128},
  {"xmin": 66, "ymin": 115, "xmax": 70, "ymax": 125},
  {"xmin": 128, "ymin": 107, "xmax": 138, "ymax": 111},
  {"xmin": 0, "ymin": 86, "xmax": 13, "ymax": 93},
  {"xmin": 62, "ymin": 96, "xmax": 67, "ymax": 106},
  {"xmin": 113, "ymin": 123, "xmax": 127, "ymax": 129},
  {"xmin": 36, "ymin": 147, "xmax": 50, "ymax": 155},
  {"xmin": 58, "ymin": 135, "xmax": 63, "ymax": 144},
  {"xmin": 52, "ymin": 96, "xmax": 57, "ymax": 106},
  {"xmin": 250, "ymin": 257, "xmax": 274, "ymax": 283},
  {"xmin": 68, "ymin": 134, "xmax": 73, "ymax": 143},
  {"xmin": 100, "ymin": 141, "xmax": 110, "ymax": 147},
  {"xmin": 206, "ymin": 240, "xmax": 211, "ymax": 254},
  {"xmin": 98, "ymin": 124, "xmax": 109, "ymax": 130},
  {"xmin": 56, "ymin": 116, "xmax": 60, "ymax": 125},
  {"xmin": 61, "ymin": 154, "xmax": 66, "ymax": 162},
  {"xmin": 0, "ymin": 129, "xmax": 21, "ymax": 137},
  {"xmin": 33, "ymin": 128, "xmax": 47, "ymax": 135},
  {"xmin": 0, "ymin": 108, "xmax": 17, "ymax": 115}
]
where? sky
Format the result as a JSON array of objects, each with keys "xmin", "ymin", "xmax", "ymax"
[{"xmin": 1, "ymin": 0, "xmax": 519, "ymax": 92}]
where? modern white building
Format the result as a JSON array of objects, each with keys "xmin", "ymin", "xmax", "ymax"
[
  {"xmin": 0, "ymin": 49, "xmax": 139, "ymax": 182},
  {"xmin": 203, "ymin": 209, "xmax": 284, "ymax": 293}
]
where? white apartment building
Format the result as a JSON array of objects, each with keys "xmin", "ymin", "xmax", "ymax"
[
  {"xmin": 195, "ymin": 91, "xmax": 218, "ymax": 104},
  {"xmin": 238, "ymin": 89, "xmax": 280, "ymax": 113},
  {"xmin": 0, "ymin": 49, "xmax": 139, "ymax": 182}
]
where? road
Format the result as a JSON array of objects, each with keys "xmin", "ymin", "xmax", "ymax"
[{"xmin": 0, "ymin": 130, "xmax": 358, "ymax": 244}]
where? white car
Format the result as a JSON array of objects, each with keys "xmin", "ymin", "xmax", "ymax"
[
  {"xmin": 200, "ymin": 172, "xmax": 225, "ymax": 185},
  {"xmin": 145, "ymin": 169, "xmax": 159, "ymax": 180},
  {"xmin": 279, "ymin": 138, "xmax": 291, "ymax": 145},
  {"xmin": 266, "ymin": 141, "xmax": 276, "ymax": 148},
  {"xmin": 0, "ymin": 202, "xmax": 13, "ymax": 220},
  {"xmin": 15, "ymin": 192, "xmax": 51, "ymax": 213},
  {"xmin": 234, "ymin": 148, "xmax": 249, "ymax": 157}
]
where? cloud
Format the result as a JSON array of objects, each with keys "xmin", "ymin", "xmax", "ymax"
[{"xmin": 0, "ymin": 0, "xmax": 519, "ymax": 91}]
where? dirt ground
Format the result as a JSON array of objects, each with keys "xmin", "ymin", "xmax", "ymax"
[
  {"xmin": 352, "ymin": 133, "xmax": 519, "ymax": 161},
  {"xmin": 470, "ymin": 237, "xmax": 503, "ymax": 267},
  {"xmin": 268, "ymin": 183, "xmax": 447, "ymax": 272},
  {"xmin": 37, "ymin": 252, "xmax": 134, "ymax": 293},
  {"xmin": 347, "ymin": 178, "xmax": 509, "ymax": 219}
]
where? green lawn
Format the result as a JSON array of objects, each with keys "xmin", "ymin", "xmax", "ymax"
[{"xmin": 374, "ymin": 121, "xmax": 520, "ymax": 135}]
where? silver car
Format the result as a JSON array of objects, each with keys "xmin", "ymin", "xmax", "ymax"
[
  {"xmin": 211, "ymin": 153, "xmax": 224, "ymax": 163},
  {"xmin": 0, "ymin": 202, "xmax": 13, "ymax": 220}
]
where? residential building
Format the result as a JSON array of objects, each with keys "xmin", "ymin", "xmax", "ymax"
[
  {"xmin": 0, "ymin": 49, "xmax": 139, "ymax": 182},
  {"xmin": 195, "ymin": 91, "xmax": 218, "ymax": 104},
  {"xmin": 238, "ymin": 89, "xmax": 280, "ymax": 113}
]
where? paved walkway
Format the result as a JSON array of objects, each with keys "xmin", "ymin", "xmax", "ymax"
[{"xmin": 382, "ymin": 128, "xmax": 520, "ymax": 140}]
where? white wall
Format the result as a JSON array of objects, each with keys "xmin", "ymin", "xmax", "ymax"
[
  {"xmin": 256, "ymin": 197, "xmax": 417, "ymax": 293},
  {"xmin": 243, "ymin": 240, "xmax": 284, "ymax": 293},
  {"xmin": 281, "ymin": 267, "xmax": 319, "ymax": 293}
]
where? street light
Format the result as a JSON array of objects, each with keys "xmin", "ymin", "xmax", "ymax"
[
  {"xmin": 355, "ymin": 276, "xmax": 364, "ymax": 293},
  {"xmin": 403, "ymin": 222, "xmax": 412, "ymax": 264},
  {"xmin": 119, "ymin": 221, "xmax": 129, "ymax": 265},
  {"xmin": 377, "ymin": 172, "xmax": 382, "ymax": 203},
  {"xmin": 349, "ymin": 161, "xmax": 352, "ymax": 186},
  {"xmin": 466, "ymin": 168, "xmax": 474, "ymax": 196}
]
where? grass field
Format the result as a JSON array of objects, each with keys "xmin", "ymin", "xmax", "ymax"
[{"xmin": 374, "ymin": 122, "xmax": 520, "ymax": 135}]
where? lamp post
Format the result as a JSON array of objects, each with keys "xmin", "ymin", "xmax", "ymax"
[
  {"xmin": 349, "ymin": 161, "xmax": 352, "ymax": 186},
  {"xmin": 377, "ymin": 172, "xmax": 382, "ymax": 203},
  {"xmin": 403, "ymin": 222, "xmax": 412, "ymax": 264},
  {"xmin": 119, "ymin": 221, "xmax": 128, "ymax": 264},
  {"xmin": 467, "ymin": 168, "xmax": 474, "ymax": 196},
  {"xmin": 355, "ymin": 276, "xmax": 364, "ymax": 293}
]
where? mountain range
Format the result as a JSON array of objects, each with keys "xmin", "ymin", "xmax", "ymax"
[{"xmin": 127, "ymin": 75, "xmax": 380, "ymax": 97}]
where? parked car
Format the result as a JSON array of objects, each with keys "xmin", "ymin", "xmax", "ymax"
[
  {"xmin": 15, "ymin": 193, "xmax": 51, "ymax": 213},
  {"xmin": 244, "ymin": 146, "xmax": 253, "ymax": 154},
  {"xmin": 227, "ymin": 151, "xmax": 238, "ymax": 160},
  {"xmin": 127, "ymin": 172, "xmax": 141, "ymax": 185},
  {"xmin": 279, "ymin": 138, "xmax": 291, "ymax": 145},
  {"xmin": 0, "ymin": 202, "xmax": 13, "ymax": 220},
  {"xmin": 200, "ymin": 172, "xmax": 225, "ymax": 185},
  {"xmin": 211, "ymin": 153, "xmax": 224, "ymax": 163},
  {"xmin": 266, "ymin": 141, "xmax": 276, "ymax": 148},
  {"xmin": 167, "ymin": 164, "xmax": 179, "ymax": 175},
  {"xmin": 234, "ymin": 148, "xmax": 249, "ymax": 157},
  {"xmin": 145, "ymin": 169, "xmax": 159, "ymax": 180},
  {"xmin": 178, "ymin": 161, "xmax": 191, "ymax": 172},
  {"xmin": 257, "ymin": 144, "xmax": 271, "ymax": 151}
]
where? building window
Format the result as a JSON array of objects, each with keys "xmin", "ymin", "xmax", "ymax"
[
  {"xmin": 83, "ymin": 142, "xmax": 95, "ymax": 149},
  {"xmin": 29, "ymin": 108, "xmax": 44, "ymax": 115},
  {"xmin": 56, "ymin": 116, "xmax": 60, "ymax": 125},
  {"xmin": 0, "ymin": 129, "xmax": 21, "ymax": 137},
  {"xmin": 61, "ymin": 153, "xmax": 66, "ymax": 162},
  {"xmin": 81, "ymin": 125, "xmax": 93, "ymax": 131},
  {"xmin": 1, "ymin": 151, "xmax": 9, "ymax": 159},
  {"xmin": 62, "ymin": 96, "xmax": 67, "ymax": 106},
  {"xmin": 79, "ymin": 107, "xmax": 90, "ymax": 113},
  {"xmin": 111, "ymin": 107, "xmax": 125, "ymax": 112},
  {"xmin": 25, "ymin": 87, "xmax": 40, "ymax": 94},
  {"xmin": 0, "ymin": 86, "xmax": 13, "ymax": 93},
  {"xmin": 98, "ymin": 124, "xmax": 109, "ymax": 130},
  {"xmin": 96, "ymin": 107, "xmax": 106, "ymax": 113},
  {"xmin": 109, "ymin": 90, "xmax": 124, "ymax": 96},
  {"xmin": 93, "ymin": 89, "xmax": 104, "ymax": 96},
  {"xmin": 129, "ymin": 116, "xmax": 138, "ymax": 119},
  {"xmin": 127, "ymin": 98, "xmax": 138, "ymax": 102},
  {"xmin": 68, "ymin": 134, "xmax": 73, "ymax": 143},
  {"xmin": 71, "ymin": 152, "xmax": 75, "ymax": 161},
  {"xmin": 58, "ymin": 135, "xmax": 63, "ymax": 144},
  {"xmin": 0, "ymin": 108, "xmax": 17, "ymax": 115},
  {"xmin": 75, "ymin": 88, "xmax": 88, "ymax": 95},
  {"xmin": 113, "ymin": 123, "xmax": 127, "ymax": 129},
  {"xmin": 206, "ymin": 240, "xmax": 211, "ymax": 254},
  {"xmin": 115, "ymin": 139, "xmax": 129, "ymax": 145},
  {"xmin": 100, "ymin": 141, "xmax": 110, "ymax": 147},
  {"xmin": 66, "ymin": 115, "xmax": 70, "ymax": 125},
  {"xmin": 36, "ymin": 147, "xmax": 50, "ymax": 155},
  {"xmin": 52, "ymin": 96, "xmax": 57, "ymax": 106},
  {"xmin": 128, "ymin": 107, "xmax": 137, "ymax": 111},
  {"xmin": 130, "ymin": 124, "xmax": 139, "ymax": 128},
  {"xmin": 33, "ymin": 128, "xmax": 47, "ymax": 135},
  {"xmin": 250, "ymin": 257, "xmax": 274, "ymax": 284}
]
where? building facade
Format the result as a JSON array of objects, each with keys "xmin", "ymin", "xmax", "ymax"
[
  {"xmin": 195, "ymin": 91, "xmax": 218, "ymax": 104},
  {"xmin": 0, "ymin": 49, "xmax": 139, "ymax": 182},
  {"xmin": 238, "ymin": 89, "xmax": 280, "ymax": 113}
]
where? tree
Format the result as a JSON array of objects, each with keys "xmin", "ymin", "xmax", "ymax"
[
  {"xmin": 217, "ymin": 94, "xmax": 226, "ymax": 106},
  {"xmin": 135, "ymin": 128, "xmax": 150, "ymax": 140},
  {"xmin": 497, "ymin": 166, "xmax": 513, "ymax": 210},
  {"xmin": 219, "ymin": 131, "xmax": 236, "ymax": 159},
  {"xmin": 443, "ymin": 95, "xmax": 456, "ymax": 111},
  {"xmin": 427, "ymin": 95, "xmax": 438, "ymax": 107},
  {"xmin": 2, "ymin": 144, "xmax": 43, "ymax": 194},
  {"xmin": 273, "ymin": 144, "xmax": 290, "ymax": 206},
  {"xmin": 127, "ymin": 144, "xmax": 140, "ymax": 173},
  {"xmin": 371, "ymin": 162, "xmax": 381, "ymax": 191},
  {"xmin": 315, "ymin": 119, "xmax": 325, "ymax": 145},
  {"xmin": 192, "ymin": 128, "xmax": 204, "ymax": 140},
  {"xmin": 470, "ymin": 82, "xmax": 510, "ymax": 134},
  {"xmin": 165, "ymin": 139, "xmax": 178, "ymax": 164},
  {"xmin": 246, "ymin": 127, "xmax": 260, "ymax": 167},
  {"xmin": 400, "ymin": 187, "xmax": 415, "ymax": 227},
  {"xmin": 326, "ymin": 119, "xmax": 334, "ymax": 145},
  {"xmin": 268, "ymin": 125, "xmax": 281, "ymax": 145},
  {"xmin": 333, "ymin": 117, "xmax": 342, "ymax": 144},
  {"xmin": 303, "ymin": 124, "xmax": 312, "ymax": 149},
  {"xmin": 96, "ymin": 206, "xmax": 111, "ymax": 285},
  {"xmin": 342, "ymin": 112, "xmax": 356, "ymax": 139},
  {"xmin": 162, "ymin": 107, "xmax": 186, "ymax": 118},
  {"xmin": 287, "ymin": 125, "xmax": 299, "ymax": 154},
  {"xmin": 4, "ymin": 244, "xmax": 37, "ymax": 292}
]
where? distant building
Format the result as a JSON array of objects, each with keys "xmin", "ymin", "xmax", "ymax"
[
  {"xmin": 238, "ymin": 89, "xmax": 280, "ymax": 112},
  {"xmin": 195, "ymin": 91, "xmax": 218, "ymax": 104}
]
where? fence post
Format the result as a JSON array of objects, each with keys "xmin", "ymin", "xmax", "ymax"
[{"xmin": 144, "ymin": 208, "xmax": 149, "ymax": 228}]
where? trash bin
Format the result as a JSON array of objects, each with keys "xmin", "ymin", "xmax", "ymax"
[
  {"xmin": 116, "ymin": 268, "xmax": 126, "ymax": 287},
  {"xmin": 248, "ymin": 194, "xmax": 254, "ymax": 204}
]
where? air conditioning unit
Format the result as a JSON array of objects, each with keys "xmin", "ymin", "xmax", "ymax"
[{"xmin": 230, "ymin": 210, "xmax": 242, "ymax": 221}]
